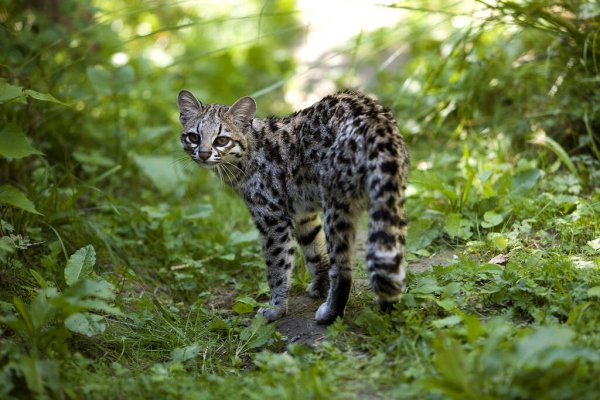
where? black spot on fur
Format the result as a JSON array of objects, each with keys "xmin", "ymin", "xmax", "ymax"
[
  {"xmin": 298, "ymin": 225, "xmax": 322, "ymax": 246},
  {"xmin": 380, "ymin": 160, "xmax": 399, "ymax": 175},
  {"xmin": 369, "ymin": 230, "xmax": 395, "ymax": 245},
  {"xmin": 335, "ymin": 242, "xmax": 349, "ymax": 254}
]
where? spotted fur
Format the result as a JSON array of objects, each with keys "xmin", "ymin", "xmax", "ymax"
[{"xmin": 178, "ymin": 90, "xmax": 408, "ymax": 324}]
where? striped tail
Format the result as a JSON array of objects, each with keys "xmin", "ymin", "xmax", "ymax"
[{"xmin": 365, "ymin": 120, "xmax": 409, "ymax": 305}]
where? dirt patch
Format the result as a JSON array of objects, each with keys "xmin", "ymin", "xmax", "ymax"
[
  {"xmin": 276, "ymin": 248, "xmax": 458, "ymax": 347},
  {"xmin": 276, "ymin": 295, "xmax": 327, "ymax": 346}
]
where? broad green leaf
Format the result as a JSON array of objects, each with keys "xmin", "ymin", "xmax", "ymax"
[
  {"xmin": 23, "ymin": 89, "xmax": 67, "ymax": 106},
  {"xmin": 171, "ymin": 342, "xmax": 201, "ymax": 362},
  {"xmin": 75, "ymin": 299, "xmax": 123, "ymax": 316},
  {"xmin": 412, "ymin": 278, "xmax": 442, "ymax": 295},
  {"xmin": 132, "ymin": 154, "xmax": 186, "ymax": 195},
  {"xmin": 0, "ymin": 185, "xmax": 42, "ymax": 215},
  {"xmin": 431, "ymin": 315, "xmax": 462, "ymax": 328},
  {"xmin": 239, "ymin": 314, "xmax": 275, "ymax": 349},
  {"xmin": 587, "ymin": 286, "xmax": 600, "ymax": 297},
  {"xmin": 86, "ymin": 65, "xmax": 113, "ymax": 96},
  {"xmin": 209, "ymin": 318, "xmax": 230, "ymax": 331},
  {"xmin": 65, "ymin": 312, "xmax": 106, "ymax": 336},
  {"xmin": 510, "ymin": 168, "xmax": 542, "ymax": 194},
  {"xmin": 183, "ymin": 203, "xmax": 213, "ymax": 220},
  {"xmin": 30, "ymin": 288, "xmax": 59, "ymax": 329},
  {"xmin": 487, "ymin": 233, "xmax": 507, "ymax": 251},
  {"xmin": 113, "ymin": 65, "xmax": 135, "ymax": 93},
  {"xmin": 410, "ymin": 170, "xmax": 457, "ymax": 204},
  {"xmin": 230, "ymin": 229, "xmax": 259, "ymax": 245},
  {"xmin": 233, "ymin": 302, "xmax": 254, "ymax": 315},
  {"xmin": 0, "ymin": 124, "xmax": 44, "ymax": 159},
  {"xmin": 444, "ymin": 213, "xmax": 462, "ymax": 238},
  {"xmin": 64, "ymin": 279, "xmax": 115, "ymax": 301},
  {"xmin": 18, "ymin": 356, "xmax": 60, "ymax": 395},
  {"xmin": 516, "ymin": 326, "xmax": 575, "ymax": 367},
  {"xmin": 481, "ymin": 211, "xmax": 503, "ymax": 228},
  {"xmin": 0, "ymin": 80, "xmax": 24, "ymax": 103},
  {"xmin": 407, "ymin": 219, "xmax": 440, "ymax": 253},
  {"xmin": 64, "ymin": 245, "xmax": 96, "ymax": 286}
]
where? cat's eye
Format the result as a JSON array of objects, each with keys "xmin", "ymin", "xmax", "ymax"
[
  {"xmin": 213, "ymin": 136, "xmax": 230, "ymax": 147},
  {"xmin": 187, "ymin": 133, "xmax": 200, "ymax": 143}
]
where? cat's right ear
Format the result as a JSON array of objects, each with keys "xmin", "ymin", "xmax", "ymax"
[{"xmin": 178, "ymin": 90, "xmax": 202, "ymax": 125}]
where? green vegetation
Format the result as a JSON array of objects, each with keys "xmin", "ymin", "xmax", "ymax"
[{"xmin": 1, "ymin": 0, "xmax": 599, "ymax": 398}]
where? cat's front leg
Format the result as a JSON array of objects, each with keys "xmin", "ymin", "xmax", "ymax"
[{"xmin": 255, "ymin": 217, "xmax": 295, "ymax": 322}]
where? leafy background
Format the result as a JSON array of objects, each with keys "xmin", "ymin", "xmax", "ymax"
[{"xmin": 1, "ymin": 0, "xmax": 600, "ymax": 398}]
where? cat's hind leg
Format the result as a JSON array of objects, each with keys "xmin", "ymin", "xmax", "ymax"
[
  {"xmin": 295, "ymin": 212, "xmax": 330, "ymax": 298},
  {"xmin": 315, "ymin": 199, "xmax": 356, "ymax": 324}
]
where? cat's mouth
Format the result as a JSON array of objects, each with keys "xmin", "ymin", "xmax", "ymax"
[{"xmin": 195, "ymin": 159, "xmax": 218, "ymax": 169}]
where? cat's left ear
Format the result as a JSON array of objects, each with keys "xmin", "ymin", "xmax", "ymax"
[
  {"xmin": 227, "ymin": 96, "xmax": 256, "ymax": 127},
  {"xmin": 178, "ymin": 90, "xmax": 202, "ymax": 125}
]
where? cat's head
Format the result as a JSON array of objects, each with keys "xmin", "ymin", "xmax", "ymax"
[{"xmin": 177, "ymin": 90, "xmax": 256, "ymax": 168}]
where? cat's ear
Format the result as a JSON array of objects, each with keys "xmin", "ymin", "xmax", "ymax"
[
  {"xmin": 178, "ymin": 90, "xmax": 202, "ymax": 125},
  {"xmin": 227, "ymin": 96, "xmax": 256, "ymax": 126}
]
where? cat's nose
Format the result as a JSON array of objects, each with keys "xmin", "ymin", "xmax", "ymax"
[{"xmin": 198, "ymin": 151, "xmax": 211, "ymax": 161}]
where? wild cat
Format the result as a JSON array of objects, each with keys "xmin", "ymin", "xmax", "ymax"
[{"xmin": 177, "ymin": 89, "xmax": 408, "ymax": 324}]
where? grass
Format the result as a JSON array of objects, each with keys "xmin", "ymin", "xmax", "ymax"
[{"xmin": 2, "ymin": 0, "xmax": 600, "ymax": 398}]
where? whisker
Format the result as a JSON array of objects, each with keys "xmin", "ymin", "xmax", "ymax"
[
  {"xmin": 221, "ymin": 163, "xmax": 236, "ymax": 187},
  {"xmin": 224, "ymin": 161, "xmax": 247, "ymax": 179},
  {"xmin": 216, "ymin": 165, "xmax": 224, "ymax": 187}
]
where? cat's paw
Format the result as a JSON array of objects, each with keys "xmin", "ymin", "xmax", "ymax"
[
  {"xmin": 258, "ymin": 306, "xmax": 286, "ymax": 322},
  {"xmin": 307, "ymin": 278, "xmax": 328, "ymax": 298},
  {"xmin": 315, "ymin": 302, "xmax": 340, "ymax": 325}
]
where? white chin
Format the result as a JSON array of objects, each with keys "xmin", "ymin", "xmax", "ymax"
[{"xmin": 196, "ymin": 161, "xmax": 217, "ymax": 169}]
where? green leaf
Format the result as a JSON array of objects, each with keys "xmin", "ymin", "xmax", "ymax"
[
  {"xmin": 587, "ymin": 286, "xmax": 600, "ymax": 297},
  {"xmin": 171, "ymin": 342, "xmax": 201, "ymax": 362},
  {"xmin": 0, "ymin": 185, "xmax": 42, "ymax": 215},
  {"xmin": 132, "ymin": 154, "xmax": 186, "ymax": 195},
  {"xmin": 410, "ymin": 170, "xmax": 457, "ymax": 204},
  {"xmin": 233, "ymin": 302, "xmax": 255, "ymax": 315},
  {"xmin": 0, "ymin": 80, "xmax": 24, "ymax": 103},
  {"xmin": 86, "ymin": 65, "xmax": 113, "ymax": 96},
  {"xmin": 230, "ymin": 229, "xmax": 259, "ymax": 245},
  {"xmin": 209, "ymin": 318, "xmax": 230, "ymax": 331},
  {"xmin": 0, "ymin": 124, "xmax": 44, "ymax": 159},
  {"xmin": 30, "ymin": 269, "xmax": 48, "ymax": 289},
  {"xmin": 487, "ymin": 233, "xmax": 507, "ymax": 251},
  {"xmin": 23, "ymin": 89, "xmax": 68, "ymax": 106},
  {"xmin": 75, "ymin": 299, "xmax": 123, "ymax": 316},
  {"xmin": 64, "ymin": 279, "xmax": 115, "ymax": 301},
  {"xmin": 444, "ymin": 213, "xmax": 463, "ymax": 238},
  {"xmin": 481, "ymin": 211, "xmax": 503, "ymax": 228},
  {"xmin": 239, "ymin": 314, "xmax": 276, "ymax": 349},
  {"xmin": 64, "ymin": 312, "xmax": 106, "ymax": 336},
  {"xmin": 510, "ymin": 168, "xmax": 542, "ymax": 194},
  {"xmin": 183, "ymin": 203, "xmax": 213, "ymax": 219},
  {"xmin": 530, "ymin": 131, "xmax": 579, "ymax": 182},
  {"xmin": 412, "ymin": 278, "xmax": 442, "ymax": 295},
  {"xmin": 432, "ymin": 315, "xmax": 462, "ymax": 328},
  {"xmin": 516, "ymin": 326, "xmax": 575, "ymax": 367},
  {"xmin": 64, "ymin": 245, "xmax": 96, "ymax": 286},
  {"xmin": 113, "ymin": 66, "xmax": 135, "ymax": 93}
]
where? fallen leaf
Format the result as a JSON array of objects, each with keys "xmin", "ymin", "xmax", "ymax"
[{"xmin": 489, "ymin": 253, "xmax": 508, "ymax": 265}]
